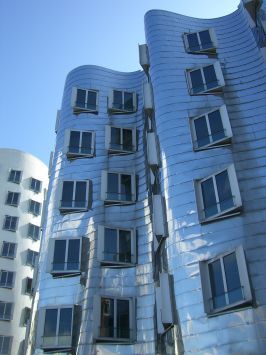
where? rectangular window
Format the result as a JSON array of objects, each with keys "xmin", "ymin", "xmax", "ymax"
[
  {"xmin": 0, "ymin": 271, "xmax": 14, "ymax": 289},
  {"xmin": 59, "ymin": 180, "xmax": 89, "ymax": 212},
  {"xmin": 5, "ymin": 192, "xmax": 20, "ymax": 207},
  {"xmin": 0, "ymin": 336, "xmax": 12, "ymax": 355},
  {"xmin": 28, "ymin": 200, "xmax": 41, "ymax": 216},
  {"xmin": 200, "ymin": 246, "xmax": 252, "ymax": 315},
  {"xmin": 97, "ymin": 226, "xmax": 136, "ymax": 265},
  {"xmin": 101, "ymin": 171, "xmax": 136, "ymax": 204},
  {"xmin": 23, "ymin": 307, "xmax": 31, "ymax": 326},
  {"xmin": 30, "ymin": 178, "xmax": 42, "ymax": 193},
  {"xmin": 25, "ymin": 277, "xmax": 33, "ymax": 295},
  {"xmin": 105, "ymin": 126, "xmax": 136, "ymax": 154},
  {"xmin": 8, "ymin": 170, "xmax": 22, "ymax": 184},
  {"xmin": 66, "ymin": 130, "xmax": 95, "ymax": 158},
  {"xmin": 187, "ymin": 61, "xmax": 225, "ymax": 95},
  {"xmin": 108, "ymin": 90, "xmax": 137, "ymax": 113},
  {"xmin": 184, "ymin": 28, "xmax": 217, "ymax": 53},
  {"xmin": 50, "ymin": 239, "xmax": 81, "ymax": 275},
  {"xmin": 71, "ymin": 87, "xmax": 98, "ymax": 113},
  {"xmin": 0, "ymin": 302, "xmax": 13, "ymax": 321},
  {"xmin": 1, "ymin": 242, "xmax": 16, "ymax": 259},
  {"xmin": 190, "ymin": 105, "xmax": 232, "ymax": 150},
  {"xmin": 27, "ymin": 223, "xmax": 40, "ymax": 241},
  {"xmin": 26, "ymin": 249, "xmax": 38, "ymax": 267},
  {"xmin": 3, "ymin": 216, "xmax": 18, "ymax": 232}
]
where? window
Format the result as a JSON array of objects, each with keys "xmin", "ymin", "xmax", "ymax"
[
  {"xmin": 97, "ymin": 226, "xmax": 136, "ymax": 265},
  {"xmin": 5, "ymin": 192, "xmax": 20, "ymax": 207},
  {"xmin": 27, "ymin": 223, "xmax": 40, "ymax": 241},
  {"xmin": 0, "ymin": 271, "xmax": 15, "ymax": 289},
  {"xmin": 0, "ymin": 336, "xmax": 12, "ymax": 355},
  {"xmin": 8, "ymin": 170, "xmax": 22, "ymax": 184},
  {"xmin": 30, "ymin": 178, "xmax": 42, "ymax": 193},
  {"xmin": 26, "ymin": 249, "xmax": 38, "ymax": 267},
  {"xmin": 200, "ymin": 246, "xmax": 252, "ymax": 315},
  {"xmin": 28, "ymin": 200, "xmax": 41, "ymax": 216},
  {"xmin": 190, "ymin": 105, "xmax": 232, "ymax": 150},
  {"xmin": 195, "ymin": 164, "xmax": 242, "ymax": 223},
  {"xmin": 65, "ymin": 130, "xmax": 95, "ymax": 158},
  {"xmin": 22, "ymin": 307, "xmax": 31, "ymax": 326},
  {"xmin": 25, "ymin": 277, "xmax": 33, "ymax": 295},
  {"xmin": 105, "ymin": 126, "xmax": 137, "ymax": 154},
  {"xmin": 1, "ymin": 242, "xmax": 16, "ymax": 259},
  {"xmin": 186, "ymin": 61, "xmax": 225, "ymax": 95},
  {"xmin": 71, "ymin": 87, "xmax": 98, "ymax": 113},
  {"xmin": 184, "ymin": 28, "xmax": 217, "ymax": 53},
  {"xmin": 94, "ymin": 296, "xmax": 135, "ymax": 342},
  {"xmin": 108, "ymin": 90, "xmax": 137, "ymax": 114},
  {"xmin": 3, "ymin": 216, "xmax": 18, "ymax": 232},
  {"xmin": 59, "ymin": 180, "xmax": 90, "ymax": 212},
  {"xmin": 101, "ymin": 171, "xmax": 136, "ymax": 204},
  {"xmin": 0, "ymin": 302, "xmax": 13, "ymax": 321}
]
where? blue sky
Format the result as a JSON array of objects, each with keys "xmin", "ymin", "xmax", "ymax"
[{"xmin": 0, "ymin": 0, "xmax": 239, "ymax": 165}]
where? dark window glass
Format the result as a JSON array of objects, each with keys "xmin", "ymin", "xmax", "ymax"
[
  {"xmin": 86, "ymin": 91, "xmax": 97, "ymax": 110},
  {"xmin": 29, "ymin": 200, "xmax": 41, "ymax": 216},
  {"xmin": 100, "ymin": 298, "xmax": 114, "ymax": 338},
  {"xmin": 119, "ymin": 230, "xmax": 131, "ymax": 263},
  {"xmin": 203, "ymin": 65, "xmax": 218, "ymax": 90},
  {"xmin": 26, "ymin": 250, "xmax": 38, "ymax": 267},
  {"xmin": 0, "ymin": 271, "xmax": 14, "ymax": 288},
  {"xmin": 76, "ymin": 89, "xmax": 86, "ymax": 108},
  {"xmin": 8, "ymin": 170, "xmax": 21, "ymax": 184},
  {"xmin": 215, "ymin": 170, "xmax": 234, "ymax": 211},
  {"xmin": 209, "ymin": 260, "xmax": 226, "ymax": 309},
  {"xmin": 53, "ymin": 240, "xmax": 66, "ymax": 271},
  {"xmin": 117, "ymin": 300, "xmax": 130, "ymax": 338},
  {"xmin": 1, "ymin": 242, "xmax": 16, "ymax": 258},
  {"xmin": 61, "ymin": 182, "xmax": 74, "ymax": 208},
  {"xmin": 199, "ymin": 30, "xmax": 212, "ymax": 49},
  {"xmin": 58, "ymin": 308, "xmax": 72, "ymax": 336},
  {"xmin": 121, "ymin": 174, "xmax": 132, "ymax": 201},
  {"xmin": 223, "ymin": 253, "xmax": 243, "ymax": 304},
  {"xmin": 44, "ymin": 309, "xmax": 58, "ymax": 337},
  {"xmin": 67, "ymin": 240, "xmax": 80, "ymax": 270},
  {"xmin": 0, "ymin": 302, "xmax": 12, "ymax": 320},
  {"xmin": 81, "ymin": 132, "xmax": 92, "ymax": 154},
  {"xmin": 25, "ymin": 278, "xmax": 33, "ymax": 294},
  {"xmin": 107, "ymin": 173, "xmax": 119, "ymax": 200},
  {"xmin": 69, "ymin": 131, "xmax": 80, "ymax": 154},
  {"xmin": 30, "ymin": 178, "xmax": 41, "ymax": 192},
  {"xmin": 0, "ymin": 336, "xmax": 12, "ymax": 354},
  {"xmin": 6, "ymin": 192, "xmax": 19, "ymax": 206},
  {"xmin": 28, "ymin": 224, "xmax": 40, "ymax": 241},
  {"xmin": 110, "ymin": 128, "xmax": 121, "ymax": 150},
  {"xmin": 194, "ymin": 116, "xmax": 210, "ymax": 147},
  {"xmin": 104, "ymin": 228, "xmax": 117, "ymax": 261},
  {"xmin": 208, "ymin": 110, "xmax": 225, "ymax": 142},
  {"xmin": 201, "ymin": 177, "xmax": 218, "ymax": 218},
  {"xmin": 3, "ymin": 216, "xmax": 18, "ymax": 231},
  {"xmin": 75, "ymin": 182, "xmax": 87, "ymax": 208},
  {"xmin": 124, "ymin": 92, "xmax": 133, "ymax": 111},
  {"xmin": 187, "ymin": 33, "xmax": 200, "ymax": 51},
  {"xmin": 123, "ymin": 129, "xmax": 133, "ymax": 151},
  {"xmin": 113, "ymin": 91, "xmax": 123, "ymax": 110},
  {"xmin": 190, "ymin": 69, "xmax": 204, "ymax": 94}
]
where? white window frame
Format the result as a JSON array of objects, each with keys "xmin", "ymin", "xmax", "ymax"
[
  {"xmin": 97, "ymin": 225, "xmax": 136, "ymax": 266},
  {"xmin": 0, "ymin": 270, "xmax": 15, "ymax": 289},
  {"xmin": 190, "ymin": 105, "xmax": 232, "ymax": 150},
  {"xmin": 184, "ymin": 28, "xmax": 217, "ymax": 53},
  {"xmin": 108, "ymin": 90, "xmax": 137, "ymax": 114},
  {"xmin": 28, "ymin": 199, "xmax": 41, "ymax": 216},
  {"xmin": 26, "ymin": 249, "xmax": 38, "ymax": 267},
  {"xmin": 58, "ymin": 180, "xmax": 90, "ymax": 212},
  {"xmin": 64, "ymin": 129, "xmax": 95, "ymax": 158},
  {"xmin": 27, "ymin": 223, "xmax": 40, "ymax": 241},
  {"xmin": 3, "ymin": 216, "xmax": 18, "ymax": 232},
  {"xmin": 30, "ymin": 177, "xmax": 42, "ymax": 193},
  {"xmin": 8, "ymin": 170, "xmax": 22, "ymax": 184},
  {"xmin": 0, "ymin": 302, "xmax": 13, "ymax": 321},
  {"xmin": 0, "ymin": 335, "xmax": 12, "ymax": 355},
  {"xmin": 5, "ymin": 191, "xmax": 20, "ymax": 207},
  {"xmin": 105, "ymin": 125, "xmax": 137, "ymax": 155},
  {"xmin": 93, "ymin": 295, "xmax": 135, "ymax": 342},
  {"xmin": 200, "ymin": 246, "xmax": 252, "ymax": 315},
  {"xmin": 1, "ymin": 242, "xmax": 17, "ymax": 259},
  {"xmin": 71, "ymin": 87, "xmax": 98, "ymax": 114},
  {"xmin": 101, "ymin": 171, "xmax": 136, "ymax": 205},
  {"xmin": 186, "ymin": 61, "xmax": 225, "ymax": 95},
  {"xmin": 194, "ymin": 164, "xmax": 242, "ymax": 223}
]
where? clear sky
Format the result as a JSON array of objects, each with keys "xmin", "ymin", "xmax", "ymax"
[{"xmin": 0, "ymin": 0, "xmax": 240, "ymax": 165}]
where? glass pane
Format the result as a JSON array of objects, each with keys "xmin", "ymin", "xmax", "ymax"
[
  {"xmin": 67, "ymin": 240, "xmax": 80, "ymax": 270},
  {"xmin": 117, "ymin": 300, "xmax": 130, "ymax": 338},
  {"xmin": 104, "ymin": 228, "xmax": 117, "ymax": 261},
  {"xmin": 58, "ymin": 308, "xmax": 72, "ymax": 336},
  {"xmin": 5, "ymin": 303, "xmax": 12, "ymax": 319},
  {"xmin": 123, "ymin": 129, "xmax": 133, "ymax": 151},
  {"xmin": 209, "ymin": 260, "xmax": 226, "ymax": 309},
  {"xmin": 201, "ymin": 177, "xmax": 218, "ymax": 218},
  {"xmin": 7, "ymin": 272, "xmax": 13, "ymax": 287},
  {"xmin": 69, "ymin": 131, "xmax": 80, "ymax": 154},
  {"xmin": 100, "ymin": 298, "xmax": 114, "ymax": 337},
  {"xmin": 199, "ymin": 30, "xmax": 212, "ymax": 49},
  {"xmin": 124, "ymin": 92, "xmax": 133, "ymax": 111},
  {"xmin": 8, "ymin": 243, "xmax": 15, "ymax": 257},
  {"xmin": 113, "ymin": 91, "xmax": 123, "ymax": 109},
  {"xmin": 215, "ymin": 170, "xmax": 234, "ymax": 211},
  {"xmin": 76, "ymin": 89, "xmax": 86, "ymax": 108},
  {"xmin": 208, "ymin": 110, "xmax": 225, "ymax": 142},
  {"xmin": 2, "ymin": 243, "xmax": 8, "ymax": 257},
  {"xmin": 121, "ymin": 174, "xmax": 132, "ymax": 201},
  {"xmin": 190, "ymin": 69, "xmax": 204, "ymax": 94},
  {"xmin": 119, "ymin": 230, "xmax": 131, "ymax": 263},
  {"xmin": 187, "ymin": 33, "xmax": 200, "ymax": 51},
  {"xmin": 194, "ymin": 116, "xmax": 210, "ymax": 147},
  {"xmin": 110, "ymin": 127, "xmax": 121, "ymax": 150},
  {"xmin": 0, "ymin": 272, "xmax": 6, "ymax": 286},
  {"xmin": 107, "ymin": 173, "xmax": 119, "ymax": 200},
  {"xmin": 2, "ymin": 337, "xmax": 10, "ymax": 354},
  {"xmin": 81, "ymin": 132, "xmax": 92, "ymax": 154},
  {"xmin": 13, "ymin": 193, "xmax": 19, "ymax": 205},
  {"xmin": 6, "ymin": 193, "xmax": 12, "ymax": 205},
  {"xmin": 0, "ymin": 303, "xmax": 5, "ymax": 318},
  {"xmin": 44, "ymin": 309, "xmax": 58, "ymax": 336},
  {"xmin": 10, "ymin": 217, "xmax": 17, "ymax": 230},
  {"xmin": 86, "ymin": 91, "xmax": 97, "ymax": 110},
  {"xmin": 203, "ymin": 65, "xmax": 218, "ymax": 90},
  {"xmin": 35, "ymin": 180, "xmax": 41, "ymax": 192},
  {"xmin": 53, "ymin": 240, "xmax": 66, "ymax": 271},
  {"xmin": 61, "ymin": 181, "xmax": 74, "ymax": 207},
  {"xmin": 75, "ymin": 181, "xmax": 87, "ymax": 208},
  {"xmin": 223, "ymin": 253, "xmax": 243, "ymax": 304}
]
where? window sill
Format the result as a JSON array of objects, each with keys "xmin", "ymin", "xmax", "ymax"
[
  {"xmin": 100, "ymin": 261, "xmax": 136, "ymax": 268},
  {"xmin": 207, "ymin": 299, "xmax": 253, "ymax": 317},
  {"xmin": 104, "ymin": 200, "xmax": 135, "ymax": 206},
  {"xmin": 108, "ymin": 149, "xmax": 135, "ymax": 156},
  {"xmin": 73, "ymin": 107, "xmax": 98, "ymax": 114},
  {"xmin": 59, "ymin": 206, "xmax": 88, "ymax": 214},
  {"xmin": 200, "ymin": 205, "xmax": 242, "ymax": 224},
  {"xmin": 189, "ymin": 85, "xmax": 224, "ymax": 95},
  {"xmin": 67, "ymin": 152, "xmax": 94, "ymax": 159},
  {"xmin": 95, "ymin": 337, "xmax": 134, "ymax": 344},
  {"xmin": 193, "ymin": 138, "xmax": 232, "ymax": 151},
  {"xmin": 108, "ymin": 108, "xmax": 136, "ymax": 115},
  {"xmin": 51, "ymin": 270, "xmax": 81, "ymax": 278}
]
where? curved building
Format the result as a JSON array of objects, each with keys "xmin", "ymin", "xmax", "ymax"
[{"xmin": 0, "ymin": 149, "xmax": 48, "ymax": 355}]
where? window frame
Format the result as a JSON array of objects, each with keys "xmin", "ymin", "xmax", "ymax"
[
  {"xmin": 26, "ymin": 249, "xmax": 38, "ymax": 267},
  {"xmin": 183, "ymin": 28, "xmax": 217, "ymax": 54},
  {"xmin": 186, "ymin": 61, "xmax": 225, "ymax": 95},
  {"xmin": 30, "ymin": 178, "xmax": 42, "ymax": 193},
  {"xmin": 27, "ymin": 223, "xmax": 40, "ymax": 241},
  {"xmin": 1, "ymin": 242, "xmax": 17, "ymax": 259},
  {"xmin": 194, "ymin": 164, "xmax": 242, "ymax": 223},
  {"xmin": 0, "ymin": 270, "xmax": 15, "ymax": 289},
  {"xmin": 28, "ymin": 199, "xmax": 41, "ymax": 216},
  {"xmin": 0, "ymin": 335, "xmax": 12, "ymax": 355},
  {"xmin": 105, "ymin": 125, "xmax": 137, "ymax": 155},
  {"xmin": 58, "ymin": 180, "xmax": 90, "ymax": 213},
  {"xmin": 0, "ymin": 302, "xmax": 13, "ymax": 321},
  {"xmin": 8, "ymin": 170, "xmax": 22, "ymax": 184},
  {"xmin": 64, "ymin": 129, "xmax": 95, "ymax": 159},
  {"xmin": 108, "ymin": 90, "xmax": 137, "ymax": 114},
  {"xmin": 3, "ymin": 216, "xmax": 18, "ymax": 232},
  {"xmin": 71, "ymin": 87, "xmax": 99, "ymax": 114},
  {"xmin": 5, "ymin": 191, "xmax": 20, "ymax": 207},
  {"xmin": 190, "ymin": 105, "xmax": 232, "ymax": 150}
]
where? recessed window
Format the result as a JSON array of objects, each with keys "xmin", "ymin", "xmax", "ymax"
[
  {"xmin": 5, "ymin": 192, "xmax": 20, "ymax": 207},
  {"xmin": 105, "ymin": 126, "xmax": 136, "ymax": 154},
  {"xmin": 190, "ymin": 105, "xmax": 232, "ymax": 150},
  {"xmin": 186, "ymin": 61, "xmax": 225, "ymax": 95},
  {"xmin": 101, "ymin": 171, "xmax": 136, "ymax": 205},
  {"xmin": 0, "ymin": 335, "xmax": 12, "ymax": 354},
  {"xmin": 195, "ymin": 164, "xmax": 242, "ymax": 223},
  {"xmin": 200, "ymin": 246, "xmax": 252, "ymax": 315},
  {"xmin": 30, "ymin": 178, "xmax": 42, "ymax": 193},
  {"xmin": 8, "ymin": 170, "xmax": 22, "ymax": 184},
  {"xmin": 108, "ymin": 90, "xmax": 137, "ymax": 114},
  {"xmin": 184, "ymin": 28, "xmax": 217, "ymax": 53},
  {"xmin": 0, "ymin": 271, "xmax": 15, "ymax": 289},
  {"xmin": 71, "ymin": 87, "xmax": 98, "ymax": 114},
  {"xmin": 65, "ymin": 130, "xmax": 95, "ymax": 158},
  {"xmin": 25, "ymin": 277, "xmax": 33, "ymax": 295},
  {"xmin": 22, "ymin": 307, "xmax": 31, "ymax": 326},
  {"xmin": 0, "ymin": 302, "xmax": 13, "ymax": 321},
  {"xmin": 3, "ymin": 216, "xmax": 18, "ymax": 232},
  {"xmin": 59, "ymin": 180, "xmax": 90, "ymax": 213},
  {"xmin": 26, "ymin": 249, "xmax": 38, "ymax": 267},
  {"xmin": 28, "ymin": 200, "xmax": 41, "ymax": 216},
  {"xmin": 27, "ymin": 223, "xmax": 40, "ymax": 241},
  {"xmin": 97, "ymin": 226, "xmax": 136, "ymax": 266},
  {"xmin": 1, "ymin": 242, "xmax": 16, "ymax": 259}
]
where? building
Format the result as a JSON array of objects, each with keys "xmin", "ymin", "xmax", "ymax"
[
  {"xmin": 30, "ymin": 0, "xmax": 266, "ymax": 354},
  {"xmin": 0, "ymin": 148, "xmax": 48, "ymax": 355}
]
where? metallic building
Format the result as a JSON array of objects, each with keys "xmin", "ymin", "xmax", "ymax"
[{"xmin": 30, "ymin": 1, "xmax": 266, "ymax": 354}]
